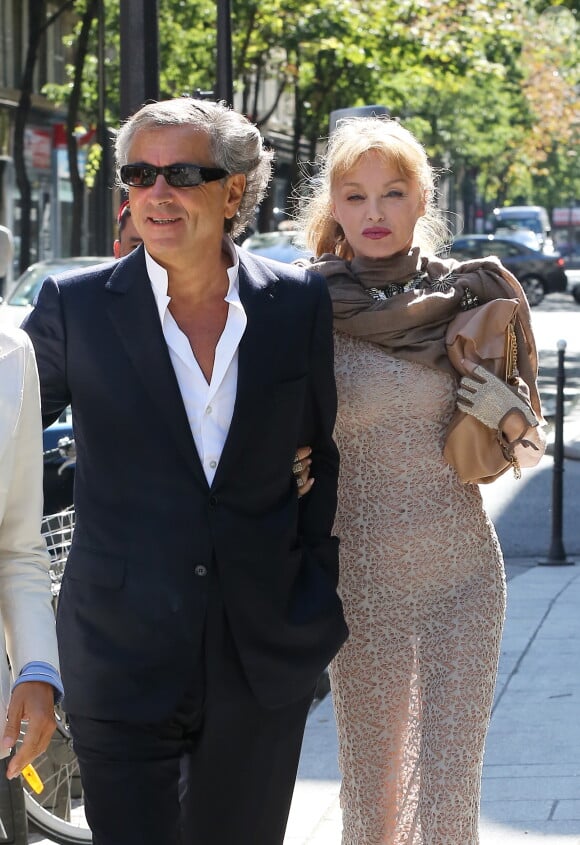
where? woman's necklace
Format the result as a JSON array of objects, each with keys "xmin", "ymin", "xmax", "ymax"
[
  {"xmin": 366, "ymin": 271, "xmax": 427, "ymax": 301},
  {"xmin": 365, "ymin": 269, "xmax": 478, "ymax": 307}
]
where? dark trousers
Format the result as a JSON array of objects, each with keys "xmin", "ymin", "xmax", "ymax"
[{"xmin": 68, "ymin": 585, "xmax": 314, "ymax": 845}]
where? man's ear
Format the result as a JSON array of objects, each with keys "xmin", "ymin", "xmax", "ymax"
[
  {"xmin": 113, "ymin": 240, "xmax": 121, "ymax": 259},
  {"xmin": 224, "ymin": 174, "xmax": 247, "ymax": 220}
]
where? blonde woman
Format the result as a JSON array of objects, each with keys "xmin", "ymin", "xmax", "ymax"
[
  {"xmin": 0, "ymin": 326, "xmax": 61, "ymax": 781},
  {"xmin": 296, "ymin": 117, "xmax": 544, "ymax": 844}
]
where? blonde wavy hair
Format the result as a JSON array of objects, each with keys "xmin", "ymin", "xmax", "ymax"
[{"xmin": 296, "ymin": 117, "xmax": 449, "ymax": 260}]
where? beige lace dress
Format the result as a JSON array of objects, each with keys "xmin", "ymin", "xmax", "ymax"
[{"xmin": 329, "ymin": 331, "xmax": 506, "ymax": 845}]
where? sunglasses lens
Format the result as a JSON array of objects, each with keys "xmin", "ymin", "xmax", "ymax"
[
  {"xmin": 120, "ymin": 165, "xmax": 156, "ymax": 187},
  {"xmin": 165, "ymin": 165, "xmax": 203, "ymax": 188},
  {"xmin": 120, "ymin": 164, "xmax": 227, "ymax": 188}
]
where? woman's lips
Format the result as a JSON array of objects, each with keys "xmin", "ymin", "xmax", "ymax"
[{"xmin": 362, "ymin": 228, "xmax": 391, "ymax": 239}]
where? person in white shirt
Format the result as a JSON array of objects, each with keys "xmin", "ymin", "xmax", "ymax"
[
  {"xmin": 23, "ymin": 97, "xmax": 346, "ymax": 845},
  {"xmin": 0, "ymin": 326, "xmax": 63, "ymax": 783},
  {"xmin": 0, "ymin": 224, "xmax": 13, "ymax": 298}
]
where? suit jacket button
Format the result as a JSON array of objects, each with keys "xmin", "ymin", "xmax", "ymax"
[
  {"xmin": 209, "ymin": 495, "xmax": 218, "ymax": 508},
  {"xmin": 194, "ymin": 565, "xmax": 207, "ymax": 577}
]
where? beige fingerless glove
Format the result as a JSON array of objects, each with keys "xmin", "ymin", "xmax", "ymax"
[{"xmin": 456, "ymin": 364, "xmax": 538, "ymax": 432}]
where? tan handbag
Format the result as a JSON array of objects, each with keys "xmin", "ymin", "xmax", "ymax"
[{"xmin": 443, "ymin": 298, "xmax": 545, "ymax": 484}]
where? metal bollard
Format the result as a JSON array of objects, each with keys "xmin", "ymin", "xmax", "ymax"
[{"xmin": 539, "ymin": 339, "xmax": 575, "ymax": 566}]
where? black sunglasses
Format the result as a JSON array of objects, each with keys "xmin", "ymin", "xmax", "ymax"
[{"xmin": 120, "ymin": 163, "xmax": 228, "ymax": 188}]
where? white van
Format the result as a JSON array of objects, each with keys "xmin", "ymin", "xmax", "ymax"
[{"xmin": 490, "ymin": 206, "xmax": 554, "ymax": 253}]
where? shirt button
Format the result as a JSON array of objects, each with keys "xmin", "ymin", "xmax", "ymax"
[
  {"xmin": 205, "ymin": 405, "xmax": 212, "ymax": 415},
  {"xmin": 194, "ymin": 565, "xmax": 207, "ymax": 577},
  {"xmin": 209, "ymin": 460, "xmax": 217, "ymax": 469}
]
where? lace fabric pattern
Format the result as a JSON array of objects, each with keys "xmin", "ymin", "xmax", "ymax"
[{"xmin": 330, "ymin": 332, "xmax": 506, "ymax": 845}]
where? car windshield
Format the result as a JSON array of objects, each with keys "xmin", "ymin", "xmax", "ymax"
[
  {"xmin": 8, "ymin": 263, "xmax": 76, "ymax": 306},
  {"xmin": 494, "ymin": 228, "xmax": 540, "ymax": 249},
  {"xmin": 7, "ymin": 259, "xmax": 108, "ymax": 306},
  {"xmin": 495, "ymin": 216, "xmax": 542, "ymax": 234},
  {"xmin": 242, "ymin": 231, "xmax": 310, "ymax": 263}
]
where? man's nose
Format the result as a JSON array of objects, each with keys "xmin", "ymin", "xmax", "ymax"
[{"xmin": 148, "ymin": 172, "xmax": 174, "ymax": 197}]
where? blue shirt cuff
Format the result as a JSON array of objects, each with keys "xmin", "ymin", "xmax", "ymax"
[{"xmin": 13, "ymin": 661, "xmax": 64, "ymax": 703}]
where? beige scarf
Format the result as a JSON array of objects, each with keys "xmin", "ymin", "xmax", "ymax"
[{"xmin": 307, "ymin": 247, "xmax": 543, "ymax": 418}]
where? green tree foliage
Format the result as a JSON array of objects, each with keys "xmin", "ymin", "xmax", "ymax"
[
  {"xmin": 158, "ymin": 0, "xmax": 217, "ymax": 97},
  {"xmin": 515, "ymin": 5, "xmax": 580, "ymax": 211},
  {"xmin": 40, "ymin": 0, "xmax": 579, "ymax": 227}
]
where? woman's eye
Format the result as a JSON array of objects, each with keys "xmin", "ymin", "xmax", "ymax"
[
  {"xmin": 346, "ymin": 193, "xmax": 364, "ymax": 201},
  {"xmin": 386, "ymin": 190, "xmax": 404, "ymax": 198}
]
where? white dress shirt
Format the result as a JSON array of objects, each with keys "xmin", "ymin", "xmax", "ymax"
[{"xmin": 146, "ymin": 239, "xmax": 247, "ymax": 485}]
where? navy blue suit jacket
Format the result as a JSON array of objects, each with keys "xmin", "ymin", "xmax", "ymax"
[{"xmin": 23, "ymin": 245, "xmax": 347, "ymax": 721}]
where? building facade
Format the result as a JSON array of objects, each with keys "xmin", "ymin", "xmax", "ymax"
[{"xmin": 0, "ymin": 0, "xmax": 77, "ymax": 283}]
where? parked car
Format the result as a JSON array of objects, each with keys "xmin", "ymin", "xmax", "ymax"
[
  {"xmin": 240, "ymin": 230, "xmax": 311, "ymax": 264},
  {"xmin": 0, "ymin": 256, "xmax": 112, "ymax": 327},
  {"xmin": 559, "ymin": 245, "xmax": 580, "ymax": 272},
  {"xmin": 0, "ymin": 257, "xmax": 110, "ymax": 510},
  {"xmin": 43, "ymin": 416, "xmax": 75, "ymax": 515},
  {"xmin": 493, "ymin": 227, "xmax": 542, "ymax": 251},
  {"xmin": 447, "ymin": 235, "xmax": 567, "ymax": 306},
  {"xmin": 489, "ymin": 205, "xmax": 554, "ymax": 253}
]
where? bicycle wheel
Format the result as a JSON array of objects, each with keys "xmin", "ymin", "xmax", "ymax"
[
  {"xmin": 20, "ymin": 707, "xmax": 92, "ymax": 844},
  {"xmin": 24, "ymin": 507, "xmax": 91, "ymax": 842}
]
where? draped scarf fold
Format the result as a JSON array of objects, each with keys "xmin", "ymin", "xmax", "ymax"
[{"xmin": 305, "ymin": 247, "xmax": 543, "ymax": 419}]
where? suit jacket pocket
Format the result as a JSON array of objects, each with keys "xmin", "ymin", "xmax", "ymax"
[
  {"xmin": 65, "ymin": 545, "xmax": 126, "ymax": 590},
  {"xmin": 269, "ymin": 373, "xmax": 308, "ymax": 402},
  {"xmin": 267, "ymin": 375, "xmax": 309, "ymax": 434}
]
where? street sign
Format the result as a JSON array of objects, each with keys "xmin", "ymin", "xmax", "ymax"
[{"xmin": 553, "ymin": 207, "xmax": 580, "ymax": 227}]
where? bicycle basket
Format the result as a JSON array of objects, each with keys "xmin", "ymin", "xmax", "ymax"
[{"xmin": 41, "ymin": 506, "xmax": 75, "ymax": 597}]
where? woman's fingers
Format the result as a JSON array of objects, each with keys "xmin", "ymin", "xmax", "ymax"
[{"xmin": 293, "ymin": 447, "xmax": 313, "ymax": 497}]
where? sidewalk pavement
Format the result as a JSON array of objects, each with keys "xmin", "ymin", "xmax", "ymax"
[{"xmin": 286, "ymin": 563, "xmax": 580, "ymax": 845}]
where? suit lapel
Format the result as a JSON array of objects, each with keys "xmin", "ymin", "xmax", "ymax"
[
  {"xmin": 104, "ymin": 249, "xmax": 208, "ymax": 487},
  {"xmin": 104, "ymin": 248, "xmax": 280, "ymax": 490},
  {"xmin": 212, "ymin": 252, "xmax": 278, "ymax": 487}
]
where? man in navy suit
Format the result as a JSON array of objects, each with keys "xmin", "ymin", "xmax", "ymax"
[{"xmin": 23, "ymin": 98, "xmax": 347, "ymax": 845}]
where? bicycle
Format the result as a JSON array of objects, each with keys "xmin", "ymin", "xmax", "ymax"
[{"xmin": 17, "ymin": 438, "xmax": 92, "ymax": 845}]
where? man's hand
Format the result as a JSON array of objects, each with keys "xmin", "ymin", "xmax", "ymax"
[
  {"xmin": 293, "ymin": 446, "xmax": 314, "ymax": 498},
  {"xmin": 2, "ymin": 682, "xmax": 57, "ymax": 779},
  {"xmin": 456, "ymin": 364, "xmax": 537, "ymax": 433}
]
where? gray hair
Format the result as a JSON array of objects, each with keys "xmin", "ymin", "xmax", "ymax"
[{"xmin": 114, "ymin": 98, "xmax": 274, "ymax": 238}]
